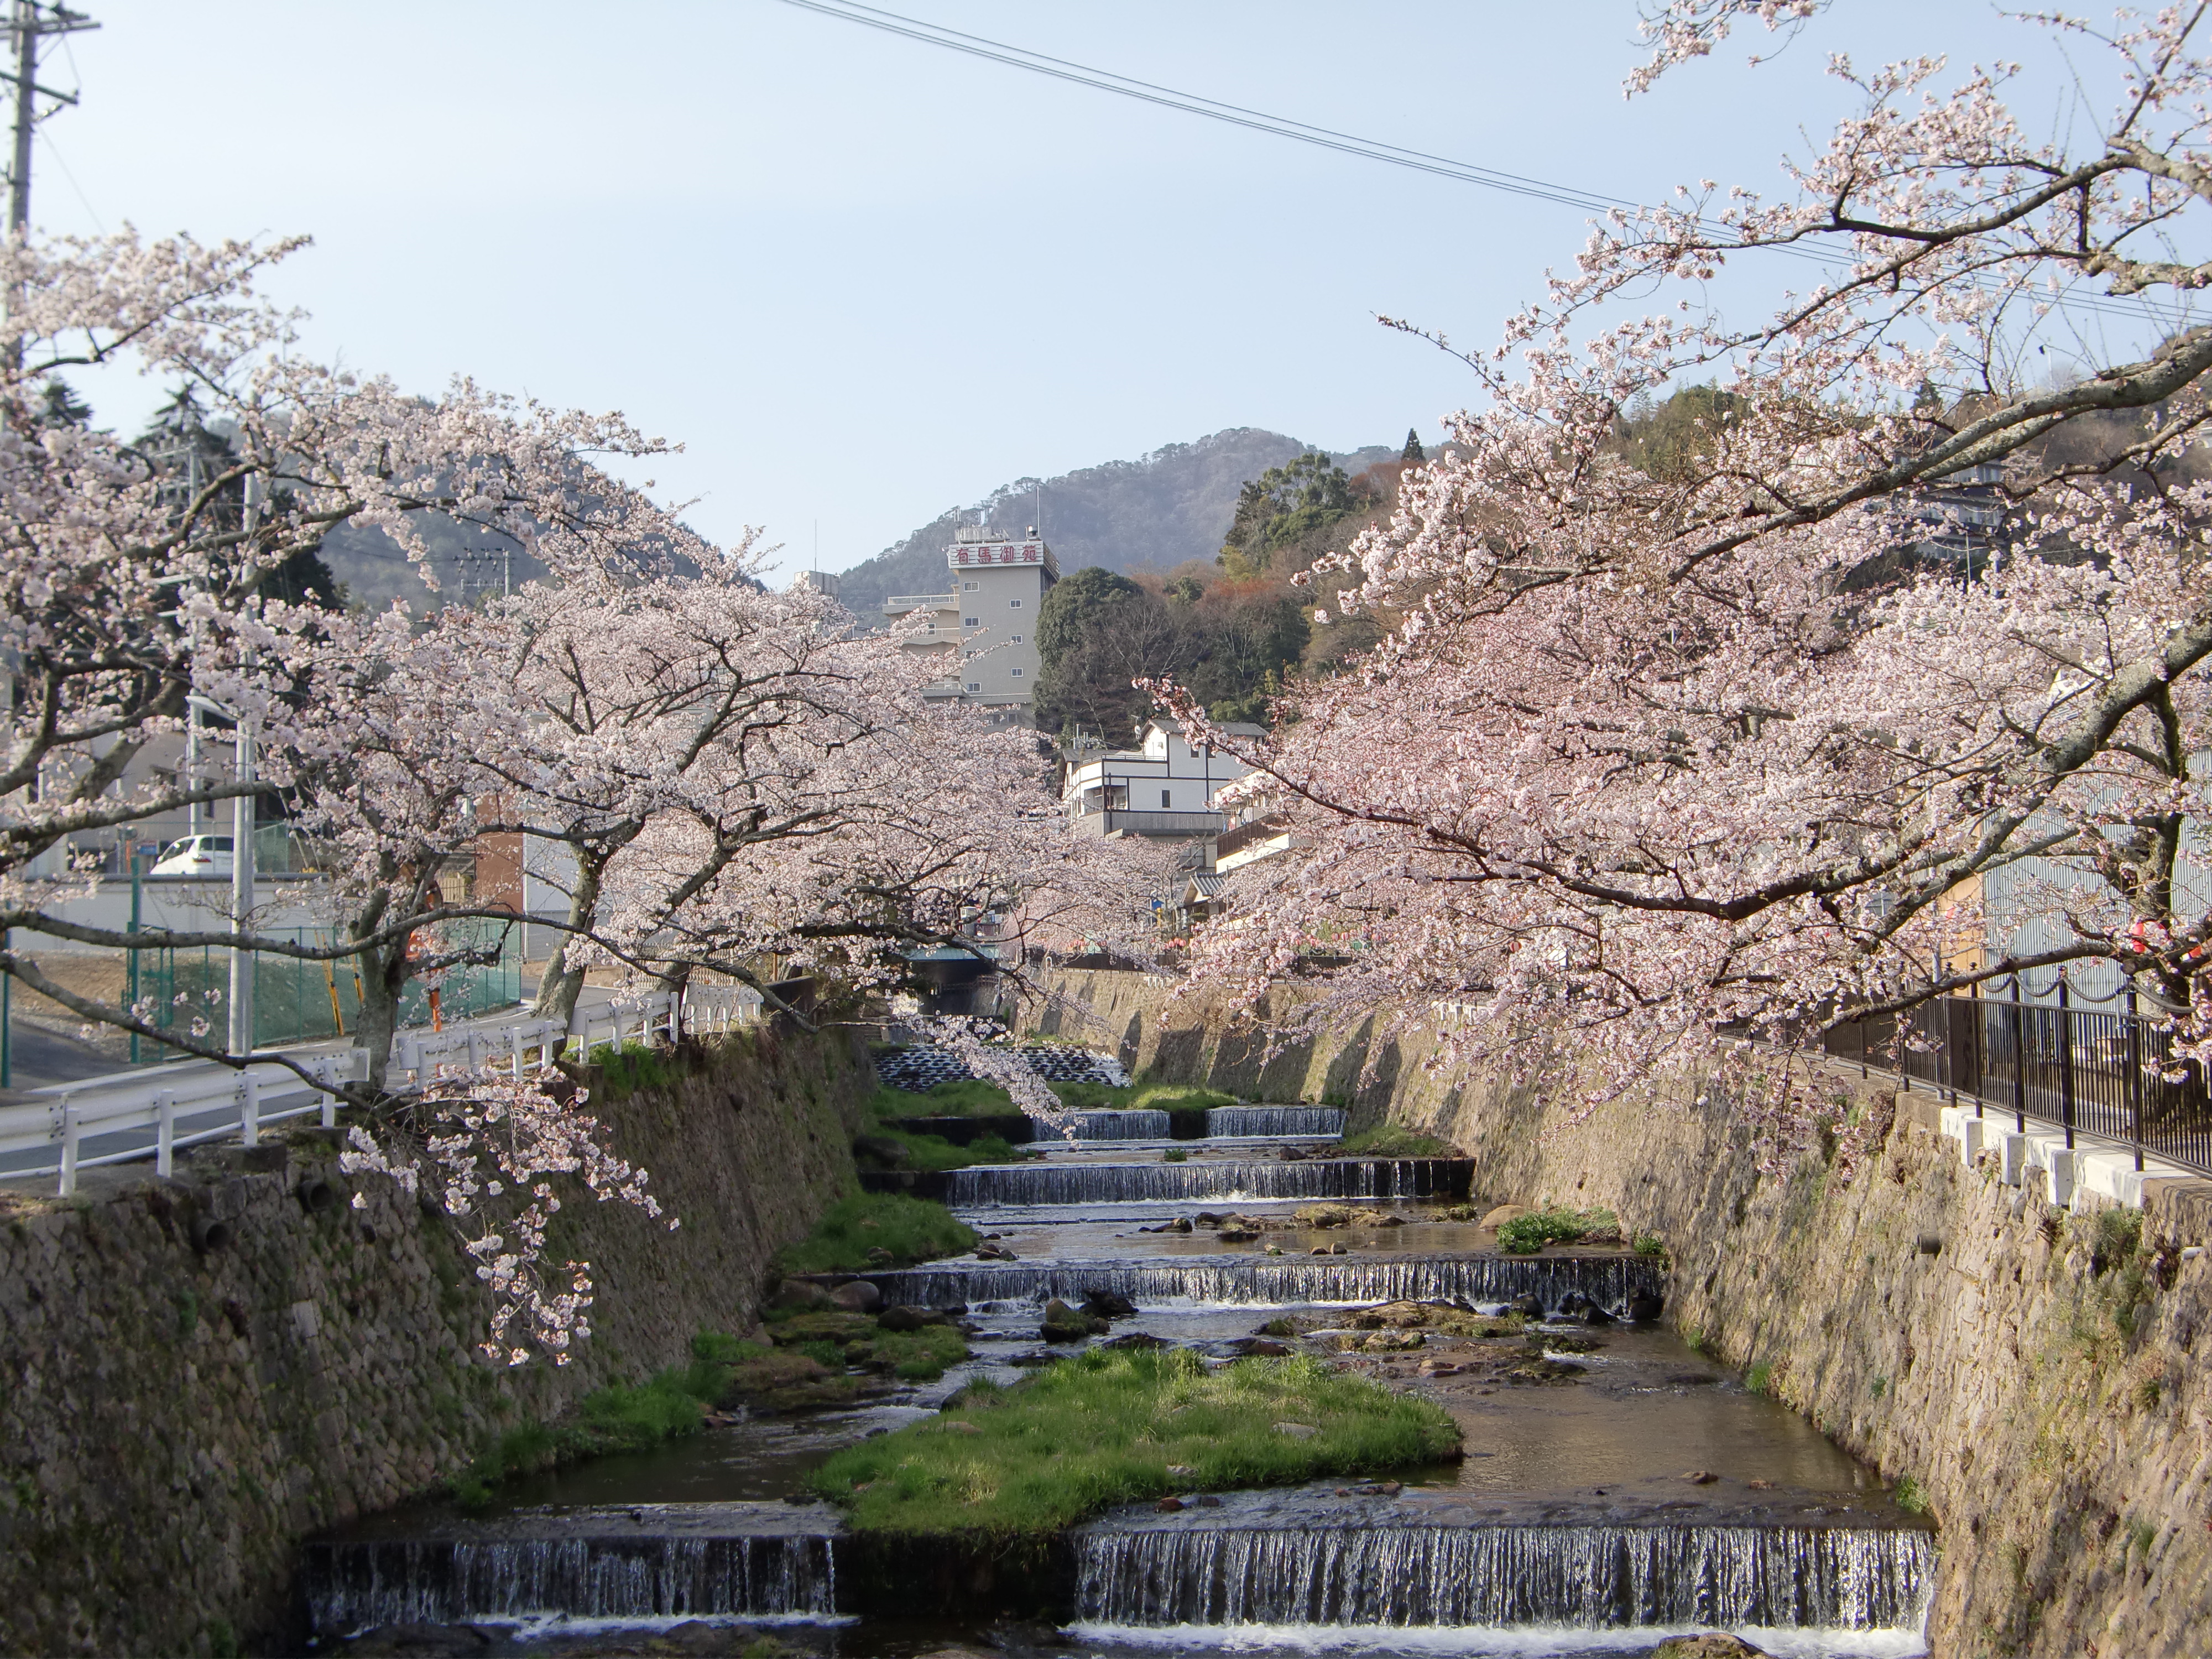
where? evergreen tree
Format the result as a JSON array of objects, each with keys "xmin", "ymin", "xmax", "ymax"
[
  {"xmin": 38, "ymin": 377, "xmax": 90, "ymax": 427},
  {"xmin": 1401, "ymin": 427, "xmax": 1426, "ymax": 463}
]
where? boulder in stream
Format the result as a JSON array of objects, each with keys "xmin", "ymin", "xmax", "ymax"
[
  {"xmin": 876, "ymin": 1305, "xmax": 948, "ymax": 1332},
  {"xmin": 1650, "ymin": 1636, "xmax": 1775, "ymax": 1658},
  {"xmin": 1040, "ymin": 1298, "xmax": 1109, "ymax": 1341},
  {"xmin": 1081, "ymin": 1290, "xmax": 1138, "ymax": 1320},
  {"xmin": 831, "ymin": 1280, "xmax": 884, "ymax": 1313}
]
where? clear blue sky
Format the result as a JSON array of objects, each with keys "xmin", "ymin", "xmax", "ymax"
[{"xmin": 36, "ymin": 1, "xmax": 2116, "ymax": 581}]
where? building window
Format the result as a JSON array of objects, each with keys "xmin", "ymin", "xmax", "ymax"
[
  {"xmin": 965, "ymin": 682, "xmax": 980, "ymax": 693},
  {"xmin": 964, "ymin": 581, "xmax": 979, "ymax": 591},
  {"xmin": 1161, "ymin": 789, "xmax": 1172, "ymax": 808},
  {"xmin": 964, "ymin": 617, "xmax": 979, "ymax": 627},
  {"xmin": 1010, "ymin": 667, "xmax": 1024, "ymax": 677},
  {"xmin": 1009, "ymin": 634, "xmax": 1022, "ymax": 644},
  {"xmin": 1008, "ymin": 598, "xmax": 1021, "ymax": 609}
]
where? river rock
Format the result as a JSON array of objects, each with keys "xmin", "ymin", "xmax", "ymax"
[
  {"xmin": 876, "ymin": 1305, "xmax": 946, "ymax": 1332},
  {"xmin": 831, "ymin": 1280, "xmax": 884, "ymax": 1313},
  {"xmin": 1479, "ymin": 1204, "xmax": 1533, "ymax": 1230},
  {"xmin": 1277, "ymin": 1145, "xmax": 1308, "ymax": 1161},
  {"xmin": 1217, "ymin": 1228, "xmax": 1259, "ymax": 1244},
  {"xmin": 1100, "ymin": 1331, "xmax": 1168, "ymax": 1350},
  {"xmin": 1508, "ymin": 1292, "xmax": 1546, "ymax": 1317},
  {"xmin": 1040, "ymin": 1298, "xmax": 1109, "ymax": 1341},
  {"xmin": 1650, "ymin": 1636, "xmax": 1773, "ymax": 1658},
  {"xmin": 1626, "ymin": 1288, "xmax": 1665, "ymax": 1322},
  {"xmin": 1272, "ymin": 1420, "xmax": 1318, "ymax": 1439},
  {"xmin": 1081, "ymin": 1290, "xmax": 1137, "ymax": 1319},
  {"xmin": 772, "ymin": 1279, "xmax": 836, "ymax": 1311}
]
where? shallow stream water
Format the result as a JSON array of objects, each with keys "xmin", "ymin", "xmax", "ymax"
[{"xmin": 307, "ymin": 1115, "xmax": 1932, "ymax": 1659}]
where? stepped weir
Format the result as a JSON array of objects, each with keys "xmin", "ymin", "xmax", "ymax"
[
  {"xmin": 944, "ymin": 1156, "xmax": 1470, "ymax": 1206},
  {"xmin": 1206, "ymin": 1105, "xmax": 1347, "ymax": 1138},
  {"xmin": 859, "ymin": 1252, "xmax": 1661, "ymax": 1311},
  {"xmin": 302, "ymin": 1068, "xmax": 1936, "ymax": 1655},
  {"xmin": 1073, "ymin": 1509, "xmax": 1934, "ymax": 1630},
  {"xmin": 302, "ymin": 1504, "xmax": 839, "ymax": 1628}
]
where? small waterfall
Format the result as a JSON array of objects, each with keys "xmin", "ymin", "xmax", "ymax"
[
  {"xmin": 944, "ymin": 1157, "xmax": 1467, "ymax": 1207},
  {"xmin": 1205, "ymin": 1106, "xmax": 1345, "ymax": 1138},
  {"xmin": 303, "ymin": 1514, "xmax": 837, "ymax": 1629},
  {"xmin": 1073, "ymin": 1521, "xmax": 1934, "ymax": 1630},
  {"xmin": 1045, "ymin": 1110, "xmax": 1172, "ymax": 1141},
  {"xmin": 866, "ymin": 1253, "xmax": 1658, "ymax": 1311}
]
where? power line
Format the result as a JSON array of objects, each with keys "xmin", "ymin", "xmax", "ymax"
[{"xmin": 772, "ymin": 0, "xmax": 2179, "ymax": 332}]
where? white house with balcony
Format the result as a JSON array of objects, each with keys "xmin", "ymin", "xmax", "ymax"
[{"xmin": 1062, "ymin": 717, "xmax": 1264, "ymax": 838}]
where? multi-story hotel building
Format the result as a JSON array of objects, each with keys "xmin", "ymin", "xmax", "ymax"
[{"xmin": 881, "ymin": 523, "xmax": 1058, "ymax": 718}]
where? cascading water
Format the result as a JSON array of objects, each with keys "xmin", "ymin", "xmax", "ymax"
[
  {"xmin": 864, "ymin": 1252, "xmax": 1660, "ymax": 1310},
  {"xmin": 1045, "ymin": 1109, "xmax": 1172, "ymax": 1140},
  {"xmin": 945, "ymin": 1157, "xmax": 1468, "ymax": 1207},
  {"xmin": 1073, "ymin": 1519, "xmax": 1934, "ymax": 1631},
  {"xmin": 302, "ymin": 1507, "xmax": 838, "ymax": 1629},
  {"xmin": 1207, "ymin": 1105, "xmax": 1347, "ymax": 1138}
]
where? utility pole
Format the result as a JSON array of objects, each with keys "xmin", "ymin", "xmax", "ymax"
[
  {"xmin": 227, "ymin": 473, "xmax": 262, "ymax": 1058},
  {"xmin": 1, "ymin": 2, "xmax": 95, "ymax": 373},
  {"xmin": 3, "ymin": 3, "xmax": 96, "ymax": 233}
]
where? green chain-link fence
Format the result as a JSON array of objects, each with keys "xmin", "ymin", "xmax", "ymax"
[{"xmin": 138, "ymin": 919, "xmax": 522, "ymax": 1050}]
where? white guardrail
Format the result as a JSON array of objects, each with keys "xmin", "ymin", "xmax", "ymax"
[{"xmin": 3, "ymin": 983, "xmax": 763, "ymax": 1195}]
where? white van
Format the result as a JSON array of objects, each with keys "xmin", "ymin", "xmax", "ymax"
[{"xmin": 150, "ymin": 834, "xmax": 233, "ymax": 878}]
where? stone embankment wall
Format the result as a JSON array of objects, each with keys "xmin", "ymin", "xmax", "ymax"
[
  {"xmin": 1036, "ymin": 968, "xmax": 2212, "ymax": 1658},
  {"xmin": 0, "ymin": 1026, "xmax": 867, "ymax": 1658}
]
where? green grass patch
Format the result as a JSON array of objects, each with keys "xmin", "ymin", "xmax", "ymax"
[
  {"xmin": 1161, "ymin": 1147, "xmax": 1188, "ymax": 1163},
  {"xmin": 588, "ymin": 1039, "xmax": 688, "ymax": 1099},
  {"xmin": 1745, "ymin": 1360, "xmax": 1773, "ymax": 1396},
  {"xmin": 810, "ymin": 1347, "xmax": 1459, "ymax": 1540},
  {"xmin": 1049, "ymin": 1081, "xmax": 1239, "ymax": 1112},
  {"xmin": 766, "ymin": 1309, "xmax": 970, "ymax": 1380},
  {"xmin": 774, "ymin": 1193, "xmax": 978, "ymax": 1275},
  {"xmin": 452, "ymin": 1334, "xmax": 743, "ymax": 1505},
  {"xmin": 1337, "ymin": 1124, "xmax": 1454, "ymax": 1157},
  {"xmin": 1496, "ymin": 1206, "xmax": 1619, "ymax": 1254},
  {"xmin": 1893, "ymin": 1474, "xmax": 1930, "ymax": 1515},
  {"xmin": 867, "ymin": 1078, "xmax": 1016, "ymax": 1119},
  {"xmin": 865, "ymin": 1125, "xmax": 1038, "ymax": 1171}
]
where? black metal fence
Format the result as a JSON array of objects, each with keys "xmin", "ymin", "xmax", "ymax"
[{"xmin": 1822, "ymin": 983, "xmax": 2212, "ymax": 1178}]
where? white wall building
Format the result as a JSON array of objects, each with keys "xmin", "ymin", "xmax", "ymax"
[
  {"xmin": 1062, "ymin": 717, "xmax": 1264, "ymax": 838},
  {"xmin": 882, "ymin": 524, "xmax": 1057, "ymax": 718}
]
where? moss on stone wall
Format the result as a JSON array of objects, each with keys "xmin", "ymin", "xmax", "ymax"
[{"xmin": 0, "ymin": 1025, "xmax": 868, "ymax": 1658}]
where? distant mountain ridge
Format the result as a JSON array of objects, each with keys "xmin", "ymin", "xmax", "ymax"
[{"xmin": 834, "ymin": 428, "xmax": 1397, "ymax": 611}]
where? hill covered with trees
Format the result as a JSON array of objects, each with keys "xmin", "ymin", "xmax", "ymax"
[{"xmin": 834, "ymin": 427, "xmax": 1396, "ymax": 613}]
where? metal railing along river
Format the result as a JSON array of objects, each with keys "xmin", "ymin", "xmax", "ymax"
[
  {"xmin": 1, "ymin": 984, "xmax": 762, "ymax": 1195},
  {"xmin": 1822, "ymin": 976, "xmax": 2212, "ymax": 1179}
]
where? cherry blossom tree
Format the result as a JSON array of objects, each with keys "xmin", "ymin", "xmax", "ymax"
[
  {"xmin": 1165, "ymin": 6, "xmax": 2212, "ymax": 1138},
  {"xmin": 0, "ymin": 227, "xmax": 1162, "ymax": 1360}
]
